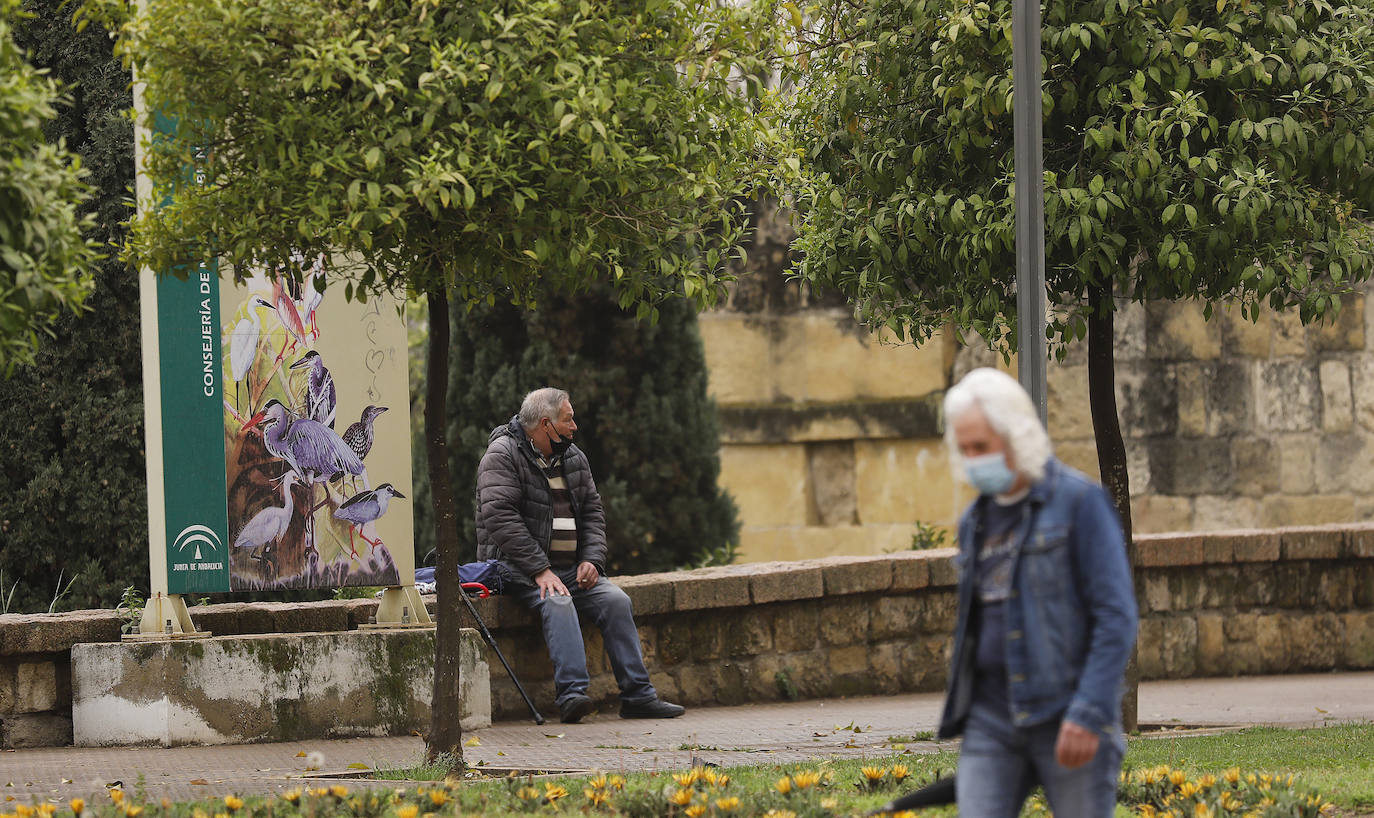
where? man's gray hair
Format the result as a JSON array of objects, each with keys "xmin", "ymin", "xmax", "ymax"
[
  {"xmin": 519, "ymin": 387, "xmax": 570, "ymax": 431},
  {"xmin": 943, "ymin": 368, "xmax": 1053, "ymax": 483}
]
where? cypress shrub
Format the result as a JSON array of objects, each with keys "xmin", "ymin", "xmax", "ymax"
[
  {"xmin": 0, "ymin": 1, "xmax": 143, "ymax": 612},
  {"xmin": 412, "ymin": 288, "xmax": 739, "ymax": 576}
]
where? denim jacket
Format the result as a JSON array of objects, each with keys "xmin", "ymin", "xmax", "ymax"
[{"xmin": 937, "ymin": 458, "xmax": 1138, "ymax": 741}]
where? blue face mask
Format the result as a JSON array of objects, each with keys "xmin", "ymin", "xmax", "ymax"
[{"xmin": 964, "ymin": 452, "xmax": 1017, "ymax": 495}]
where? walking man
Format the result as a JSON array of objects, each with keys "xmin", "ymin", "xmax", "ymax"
[
  {"xmin": 475, "ymin": 387, "xmax": 685, "ymax": 724},
  {"xmin": 938, "ymin": 368, "xmax": 1138, "ymax": 817}
]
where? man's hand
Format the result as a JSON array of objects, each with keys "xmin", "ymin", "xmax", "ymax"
[
  {"xmin": 1054, "ymin": 720, "xmax": 1100, "ymax": 769},
  {"xmin": 575, "ymin": 561, "xmax": 599, "ymax": 590},
  {"xmin": 534, "ymin": 569, "xmax": 569, "ymax": 599}
]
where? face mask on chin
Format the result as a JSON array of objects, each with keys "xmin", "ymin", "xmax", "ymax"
[{"xmin": 545, "ymin": 420, "xmax": 573, "ymax": 457}]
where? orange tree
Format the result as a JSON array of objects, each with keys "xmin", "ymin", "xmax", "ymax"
[
  {"xmin": 88, "ymin": 0, "xmax": 774, "ymax": 765},
  {"xmin": 780, "ymin": 0, "xmax": 1374, "ymax": 727}
]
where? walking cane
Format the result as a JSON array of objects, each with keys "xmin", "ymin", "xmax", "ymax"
[{"xmin": 458, "ymin": 581, "xmax": 546, "ymax": 726}]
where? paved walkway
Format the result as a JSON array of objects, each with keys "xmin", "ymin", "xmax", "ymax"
[{"xmin": 1, "ymin": 673, "xmax": 1370, "ymax": 805}]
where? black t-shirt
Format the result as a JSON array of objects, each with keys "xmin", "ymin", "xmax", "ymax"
[{"xmin": 973, "ymin": 493, "xmax": 1029, "ymax": 702}]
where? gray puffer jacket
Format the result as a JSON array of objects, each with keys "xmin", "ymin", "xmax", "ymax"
[{"xmin": 474, "ymin": 416, "xmax": 608, "ymax": 583}]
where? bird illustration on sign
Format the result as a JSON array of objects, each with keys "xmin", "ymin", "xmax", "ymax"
[{"xmin": 220, "ymin": 253, "xmax": 403, "ymax": 591}]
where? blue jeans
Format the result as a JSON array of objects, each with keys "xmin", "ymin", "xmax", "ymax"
[
  {"xmin": 955, "ymin": 693, "xmax": 1124, "ymax": 818},
  {"xmin": 511, "ymin": 568, "xmax": 657, "ymax": 707}
]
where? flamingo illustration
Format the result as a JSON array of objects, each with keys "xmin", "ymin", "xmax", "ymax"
[
  {"xmin": 267, "ymin": 276, "xmax": 310, "ymax": 361},
  {"xmin": 333, "ymin": 483, "xmax": 405, "ymax": 558},
  {"xmin": 232, "ymin": 471, "xmax": 300, "ymax": 574}
]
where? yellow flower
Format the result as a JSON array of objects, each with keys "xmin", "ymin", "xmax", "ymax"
[
  {"xmin": 1170, "ymin": 770, "xmax": 1188, "ymax": 787},
  {"xmin": 515, "ymin": 787, "xmax": 539, "ymax": 801},
  {"xmin": 69, "ymin": 800, "xmax": 84, "ymax": 815},
  {"xmin": 1245, "ymin": 775, "xmax": 1257, "ymax": 786},
  {"xmin": 16, "ymin": 805, "xmax": 33, "ymax": 817},
  {"xmin": 329, "ymin": 786, "xmax": 349, "ymax": 799},
  {"xmin": 1179, "ymin": 782, "xmax": 1201, "ymax": 799},
  {"xmin": 1197, "ymin": 774, "xmax": 1218, "ymax": 790},
  {"xmin": 685, "ymin": 806, "xmax": 706, "ymax": 818},
  {"xmin": 309, "ymin": 789, "xmax": 330, "ymax": 799},
  {"xmin": 699, "ymin": 768, "xmax": 720, "ymax": 788},
  {"xmin": 861, "ymin": 766, "xmax": 887, "ymax": 782},
  {"xmin": 792, "ymin": 771, "xmax": 821, "ymax": 790},
  {"xmin": 427, "ymin": 791, "xmax": 448, "ymax": 808},
  {"xmin": 890, "ymin": 764, "xmax": 910, "ymax": 782},
  {"xmin": 1192, "ymin": 803, "xmax": 1213, "ymax": 818},
  {"xmin": 123, "ymin": 807, "xmax": 144, "ymax": 818},
  {"xmin": 669, "ymin": 789, "xmax": 694, "ymax": 806},
  {"xmin": 193, "ymin": 809, "xmax": 209, "ymax": 818},
  {"xmin": 587, "ymin": 774, "xmax": 608, "ymax": 790},
  {"xmin": 714, "ymin": 773, "xmax": 730, "ymax": 788},
  {"xmin": 1137, "ymin": 804, "xmax": 1157, "ymax": 818},
  {"xmin": 1223, "ymin": 768, "xmax": 1241, "ymax": 786},
  {"xmin": 1221, "ymin": 793, "xmax": 1243, "ymax": 812},
  {"xmin": 215, "ymin": 813, "xmax": 229, "ymax": 818},
  {"xmin": 395, "ymin": 805, "xmax": 419, "ymax": 818},
  {"xmin": 673, "ymin": 770, "xmax": 699, "ymax": 788},
  {"xmin": 36, "ymin": 807, "xmax": 54, "ymax": 818},
  {"xmin": 583, "ymin": 788, "xmax": 610, "ymax": 807},
  {"xmin": 280, "ymin": 790, "xmax": 302, "ymax": 805},
  {"xmin": 821, "ymin": 798, "xmax": 840, "ymax": 810},
  {"xmin": 607, "ymin": 775, "xmax": 626, "ymax": 791},
  {"xmin": 108, "ymin": 791, "xmax": 124, "ymax": 805},
  {"xmin": 892, "ymin": 813, "xmax": 917, "ymax": 818},
  {"xmin": 715, "ymin": 796, "xmax": 741, "ymax": 811},
  {"xmin": 223, "ymin": 796, "xmax": 244, "ymax": 812},
  {"xmin": 543, "ymin": 784, "xmax": 567, "ymax": 802},
  {"xmin": 763, "ymin": 811, "xmax": 797, "ymax": 818},
  {"xmin": 774, "ymin": 777, "xmax": 793, "ymax": 795}
]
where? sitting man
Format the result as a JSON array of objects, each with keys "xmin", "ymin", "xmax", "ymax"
[{"xmin": 475, "ymin": 386, "xmax": 685, "ymax": 724}]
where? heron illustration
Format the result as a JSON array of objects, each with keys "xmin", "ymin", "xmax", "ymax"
[
  {"xmin": 299, "ymin": 257, "xmax": 326, "ymax": 341},
  {"xmin": 342, "ymin": 405, "xmax": 388, "ymax": 461},
  {"xmin": 333, "ymin": 483, "xmax": 405, "ymax": 558},
  {"xmin": 232, "ymin": 471, "xmax": 300, "ymax": 575},
  {"xmin": 289, "ymin": 350, "xmax": 337, "ymax": 429},
  {"xmin": 226, "ymin": 296, "xmax": 274, "ymax": 413},
  {"xmin": 243, "ymin": 399, "xmax": 367, "ymax": 557}
]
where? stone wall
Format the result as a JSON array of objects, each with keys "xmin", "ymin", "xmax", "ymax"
[
  {"xmin": 4, "ymin": 524, "xmax": 1371, "ymax": 741},
  {"xmin": 703, "ymin": 207, "xmax": 1374, "ymax": 560}
]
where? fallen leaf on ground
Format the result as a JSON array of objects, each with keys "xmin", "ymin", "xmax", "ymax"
[
  {"xmin": 464, "ymin": 737, "xmax": 480, "ymax": 747},
  {"xmin": 543, "ymin": 733, "xmax": 564, "ymax": 739},
  {"xmin": 496, "ymin": 751, "xmax": 505, "ymax": 756},
  {"xmin": 295, "ymin": 751, "xmax": 307, "ymax": 758},
  {"xmin": 346, "ymin": 764, "xmax": 368, "ymax": 770},
  {"xmin": 189, "ymin": 780, "xmax": 208, "ymax": 786}
]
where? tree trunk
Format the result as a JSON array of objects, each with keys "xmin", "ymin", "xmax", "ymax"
[
  {"xmin": 1086, "ymin": 286, "xmax": 1138, "ymax": 733},
  {"xmin": 425, "ymin": 289, "xmax": 465, "ymax": 768}
]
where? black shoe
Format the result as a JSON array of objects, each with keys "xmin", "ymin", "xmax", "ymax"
[
  {"xmin": 559, "ymin": 695, "xmax": 594, "ymax": 724},
  {"xmin": 619, "ymin": 698, "xmax": 685, "ymax": 719}
]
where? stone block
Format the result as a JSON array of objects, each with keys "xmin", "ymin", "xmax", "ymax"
[
  {"xmin": 749, "ymin": 563, "xmax": 824, "ymax": 604},
  {"xmin": 1308, "ymin": 292, "xmax": 1365, "ymax": 352},
  {"xmin": 1191, "ymin": 497, "xmax": 1262, "ymax": 531},
  {"xmin": 828, "ymin": 645, "xmax": 870, "ymax": 677},
  {"xmin": 1315, "ymin": 433, "xmax": 1374, "ymax": 495},
  {"xmin": 868, "ymin": 642, "xmax": 904, "ymax": 694},
  {"xmin": 1198, "ymin": 533, "xmax": 1235, "ymax": 564},
  {"xmin": 1278, "ymin": 435, "xmax": 1317, "ymax": 494},
  {"xmin": 0, "ymin": 713, "xmax": 72, "ymax": 749},
  {"xmin": 15, "ymin": 662, "xmax": 57, "ymax": 713},
  {"xmin": 1169, "ymin": 573, "xmax": 1205, "ymax": 610},
  {"xmin": 1148, "ymin": 438, "xmax": 1233, "ymax": 496},
  {"xmin": 0, "ymin": 663, "xmax": 13, "ymax": 713},
  {"xmin": 1235, "ymin": 564, "xmax": 1276, "ymax": 606},
  {"xmin": 891, "ymin": 552, "xmax": 933, "ymax": 591},
  {"xmin": 1047, "ymin": 363, "xmax": 1095, "ymax": 441},
  {"xmin": 673, "ymin": 572, "xmax": 751, "ymax": 611},
  {"xmin": 673, "ymin": 663, "xmax": 719, "ymax": 704},
  {"xmin": 1321, "ymin": 361, "xmax": 1355, "ymax": 431},
  {"xmin": 1115, "ymin": 300, "xmax": 1148, "ymax": 361},
  {"xmin": 1197, "ymin": 613, "xmax": 1226, "ymax": 675},
  {"xmin": 1161, "ymin": 617, "xmax": 1198, "ymax": 677},
  {"xmin": 1342, "ymin": 612, "xmax": 1374, "ymax": 668},
  {"xmin": 1261, "ymin": 496, "xmax": 1356, "ymax": 528},
  {"xmin": 820, "ymin": 598, "xmax": 870, "ymax": 646},
  {"xmin": 808, "ymin": 441, "xmax": 858, "ymax": 526},
  {"xmin": 1318, "ymin": 566, "xmax": 1355, "ymax": 610},
  {"xmin": 1137, "ymin": 535, "xmax": 1204, "ymax": 567},
  {"xmin": 1142, "ymin": 574, "xmax": 1171, "ymax": 613},
  {"xmin": 699, "ymin": 313, "xmax": 777, "ymax": 404},
  {"xmin": 918, "ymin": 592, "xmax": 958, "ymax": 634},
  {"xmin": 1219, "ymin": 304, "xmax": 1271, "ymax": 358},
  {"xmin": 1131, "ymin": 495, "xmax": 1194, "ymax": 533},
  {"xmin": 870, "ymin": 596, "xmax": 921, "ymax": 641},
  {"xmin": 747, "ymin": 653, "xmax": 789, "ymax": 701},
  {"xmin": 1232, "ymin": 532, "xmax": 1281, "ymax": 562},
  {"xmin": 72, "ymin": 628, "xmax": 490, "ymax": 747},
  {"xmin": 1207, "ymin": 363, "xmax": 1254, "ymax": 436},
  {"xmin": 1176, "ymin": 363, "xmax": 1210, "ymax": 437},
  {"xmin": 1224, "ymin": 612, "xmax": 1257, "ymax": 642},
  {"xmin": 1256, "ymin": 614, "xmax": 1287, "ymax": 672},
  {"xmin": 1230, "ymin": 439, "xmax": 1280, "ymax": 498},
  {"xmin": 1054, "ymin": 442, "xmax": 1101, "ymax": 480},
  {"xmin": 927, "ymin": 553, "xmax": 959, "ymax": 588},
  {"xmin": 1137, "ymin": 618, "xmax": 1164, "ymax": 679},
  {"xmin": 718, "ymin": 445, "xmax": 812, "ymax": 527},
  {"xmin": 1146, "ymin": 301, "xmax": 1222, "ymax": 361},
  {"xmin": 772, "ymin": 604, "xmax": 821, "ymax": 653},
  {"xmin": 1348, "ymin": 524, "xmax": 1374, "ymax": 557},
  {"xmin": 854, "ymin": 439, "xmax": 965, "ymax": 526},
  {"xmin": 722, "ymin": 614, "xmax": 773, "ymax": 657},
  {"xmin": 1287, "ymin": 614, "xmax": 1341, "ymax": 670},
  {"xmin": 1273, "ymin": 563, "xmax": 1309, "ymax": 608},
  {"xmin": 855, "ymin": 325, "xmax": 950, "ymax": 401},
  {"xmin": 0, "ymin": 610, "xmax": 122, "ymax": 655},
  {"xmin": 1270, "ymin": 309, "xmax": 1308, "ymax": 357},
  {"xmin": 1353, "ymin": 356, "xmax": 1374, "ymax": 432},
  {"xmin": 819, "ymin": 556, "xmax": 893, "ymax": 595},
  {"xmin": 1115, "ymin": 364, "xmax": 1178, "ymax": 438},
  {"xmin": 614, "ymin": 574, "xmax": 675, "ymax": 616},
  {"xmin": 1256, "ymin": 360, "xmax": 1321, "ymax": 433},
  {"xmin": 1127, "ymin": 443, "xmax": 1152, "ymax": 497},
  {"xmin": 1280, "ymin": 527, "xmax": 1346, "ymax": 560}
]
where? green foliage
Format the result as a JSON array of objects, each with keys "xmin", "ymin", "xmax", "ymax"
[
  {"xmin": 88, "ymin": 0, "xmax": 775, "ymax": 310},
  {"xmin": 411, "ymin": 286, "xmax": 739, "ymax": 576},
  {"xmin": 0, "ymin": 0, "xmax": 143, "ymax": 613},
  {"xmin": 782, "ymin": 0, "xmax": 1374, "ymax": 348},
  {"xmin": 0, "ymin": 0, "xmax": 99, "ymax": 371},
  {"xmin": 909, "ymin": 521, "xmax": 949, "ymax": 550}
]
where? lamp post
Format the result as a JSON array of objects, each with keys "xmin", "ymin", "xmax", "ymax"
[{"xmin": 1013, "ymin": 0, "xmax": 1048, "ymax": 423}]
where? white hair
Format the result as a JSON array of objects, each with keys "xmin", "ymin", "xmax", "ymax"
[
  {"xmin": 519, "ymin": 387, "xmax": 570, "ymax": 431},
  {"xmin": 943, "ymin": 368, "xmax": 1052, "ymax": 483}
]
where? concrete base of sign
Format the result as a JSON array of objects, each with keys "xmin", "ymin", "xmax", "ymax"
[{"xmin": 71, "ymin": 628, "xmax": 490, "ymax": 747}]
